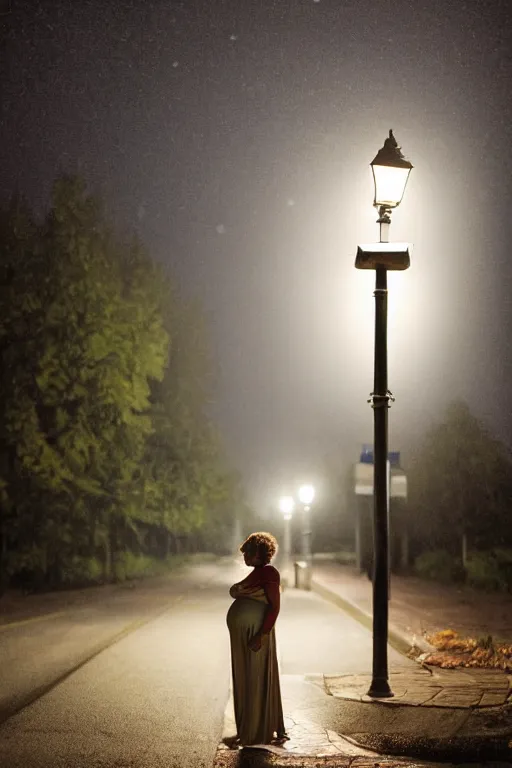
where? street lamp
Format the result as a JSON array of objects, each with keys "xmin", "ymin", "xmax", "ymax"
[
  {"xmin": 298, "ymin": 485, "xmax": 315, "ymax": 586},
  {"xmin": 279, "ymin": 496, "xmax": 295, "ymax": 579},
  {"xmin": 355, "ymin": 130, "xmax": 413, "ymax": 699}
]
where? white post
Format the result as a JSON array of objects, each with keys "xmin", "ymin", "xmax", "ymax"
[{"xmin": 301, "ymin": 505, "xmax": 312, "ymax": 590}]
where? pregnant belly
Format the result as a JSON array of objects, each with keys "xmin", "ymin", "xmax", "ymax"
[{"xmin": 227, "ymin": 598, "xmax": 266, "ymax": 634}]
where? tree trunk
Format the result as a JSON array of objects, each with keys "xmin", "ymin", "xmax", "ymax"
[
  {"xmin": 102, "ymin": 516, "xmax": 115, "ymax": 583},
  {"xmin": 462, "ymin": 532, "xmax": 468, "ymax": 568},
  {"xmin": 103, "ymin": 535, "xmax": 112, "ymax": 582},
  {"xmin": 89, "ymin": 516, "xmax": 96, "ymax": 559},
  {"xmin": 0, "ymin": 526, "xmax": 7, "ymax": 596}
]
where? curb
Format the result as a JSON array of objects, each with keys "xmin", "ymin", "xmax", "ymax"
[
  {"xmin": 221, "ymin": 740, "xmax": 512, "ymax": 767},
  {"xmin": 347, "ymin": 731, "xmax": 512, "ymax": 762},
  {"xmin": 214, "ymin": 750, "xmax": 427, "ymax": 767},
  {"xmin": 310, "ymin": 578, "xmax": 433, "ymax": 657}
]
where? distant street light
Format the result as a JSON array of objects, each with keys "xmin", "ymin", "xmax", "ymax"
[
  {"xmin": 298, "ymin": 484, "xmax": 315, "ymax": 507},
  {"xmin": 279, "ymin": 496, "xmax": 295, "ymax": 579},
  {"xmin": 355, "ymin": 130, "xmax": 413, "ymax": 699},
  {"xmin": 279, "ymin": 495, "xmax": 295, "ymax": 520},
  {"xmin": 298, "ymin": 484, "xmax": 315, "ymax": 587}
]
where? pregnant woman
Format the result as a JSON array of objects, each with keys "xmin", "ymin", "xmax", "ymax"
[{"xmin": 226, "ymin": 531, "xmax": 287, "ymax": 747}]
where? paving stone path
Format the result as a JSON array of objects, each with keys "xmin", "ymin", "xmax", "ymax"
[
  {"xmin": 325, "ymin": 665, "xmax": 512, "ymax": 708},
  {"xmin": 219, "ymin": 675, "xmax": 380, "ymax": 758}
]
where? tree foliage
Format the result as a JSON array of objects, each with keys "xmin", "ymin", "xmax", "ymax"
[
  {"xmin": 0, "ymin": 177, "xmax": 244, "ymax": 590},
  {"xmin": 407, "ymin": 400, "xmax": 512, "ymax": 555}
]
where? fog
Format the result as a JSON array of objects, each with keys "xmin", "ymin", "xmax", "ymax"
[{"xmin": 1, "ymin": 0, "xmax": 511, "ymax": 512}]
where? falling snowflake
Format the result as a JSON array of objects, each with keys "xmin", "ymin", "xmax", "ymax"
[
  {"xmin": 216, "ymin": 224, "xmax": 226, "ymax": 234},
  {"xmin": 230, "ymin": 34, "xmax": 238, "ymax": 41},
  {"xmin": 172, "ymin": 61, "xmax": 179, "ymax": 68}
]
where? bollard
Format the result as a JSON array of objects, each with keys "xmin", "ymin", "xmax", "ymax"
[{"xmin": 294, "ymin": 560, "xmax": 310, "ymax": 590}]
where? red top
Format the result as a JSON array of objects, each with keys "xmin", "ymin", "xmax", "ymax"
[{"xmin": 240, "ymin": 564, "xmax": 281, "ymax": 635}]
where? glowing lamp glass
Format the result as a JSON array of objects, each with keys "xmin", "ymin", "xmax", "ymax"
[
  {"xmin": 279, "ymin": 496, "xmax": 295, "ymax": 516},
  {"xmin": 298, "ymin": 484, "xmax": 315, "ymax": 506},
  {"xmin": 371, "ymin": 164, "xmax": 411, "ymax": 209}
]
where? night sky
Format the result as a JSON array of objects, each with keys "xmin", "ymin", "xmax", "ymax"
[{"xmin": 2, "ymin": 0, "xmax": 512, "ymax": 511}]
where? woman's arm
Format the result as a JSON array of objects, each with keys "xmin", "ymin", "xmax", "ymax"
[
  {"xmin": 260, "ymin": 579, "xmax": 280, "ymax": 634},
  {"xmin": 248, "ymin": 569, "xmax": 281, "ymax": 651}
]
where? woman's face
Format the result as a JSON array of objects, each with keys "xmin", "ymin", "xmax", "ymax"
[{"xmin": 243, "ymin": 547, "xmax": 261, "ymax": 567}]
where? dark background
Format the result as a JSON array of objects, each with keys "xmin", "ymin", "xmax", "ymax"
[{"xmin": 1, "ymin": 0, "xmax": 511, "ymax": 512}]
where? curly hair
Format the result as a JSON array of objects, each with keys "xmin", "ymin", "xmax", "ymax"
[{"xmin": 240, "ymin": 531, "xmax": 278, "ymax": 565}]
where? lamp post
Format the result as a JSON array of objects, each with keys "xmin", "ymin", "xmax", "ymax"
[
  {"xmin": 279, "ymin": 496, "xmax": 295, "ymax": 580},
  {"xmin": 298, "ymin": 484, "xmax": 315, "ymax": 587},
  {"xmin": 355, "ymin": 130, "xmax": 413, "ymax": 698}
]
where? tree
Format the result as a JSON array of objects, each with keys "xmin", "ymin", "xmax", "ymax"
[
  {"xmin": 407, "ymin": 400, "xmax": 512, "ymax": 560},
  {"xmin": 0, "ymin": 178, "xmax": 169, "ymax": 582},
  {"xmin": 0, "ymin": 175, "xmax": 246, "ymax": 589}
]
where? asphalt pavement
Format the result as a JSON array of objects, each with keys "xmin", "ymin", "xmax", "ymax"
[
  {"xmin": 0, "ymin": 561, "xmax": 222, "ymax": 725},
  {"xmin": 0, "ymin": 557, "xmax": 412, "ymax": 767},
  {"xmin": 0, "ymin": 560, "xmax": 236, "ymax": 767}
]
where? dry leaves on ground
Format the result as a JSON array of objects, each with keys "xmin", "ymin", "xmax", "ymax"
[{"xmin": 423, "ymin": 629, "xmax": 512, "ymax": 671}]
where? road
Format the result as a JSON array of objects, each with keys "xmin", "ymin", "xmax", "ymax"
[{"xmin": 0, "ymin": 558, "xmax": 410, "ymax": 767}]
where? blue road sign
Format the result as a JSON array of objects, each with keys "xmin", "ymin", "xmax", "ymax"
[{"xmin": 360, "ymin": 445, "xmax": 400, "ymax": 466}]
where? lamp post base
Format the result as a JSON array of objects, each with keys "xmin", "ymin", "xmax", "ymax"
[{"xmin": 367, "ymin": 678, "xmax": 394, "ymax": 698}]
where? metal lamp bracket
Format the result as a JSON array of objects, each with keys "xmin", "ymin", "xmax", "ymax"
[{"xmin": 368, "ymin": 390, "xmax": 395, "ymax": 409}]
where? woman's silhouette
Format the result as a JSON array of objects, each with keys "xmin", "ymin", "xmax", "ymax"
[{"xmin": 226, "ymin": 531, "xmax": 287, "ymax": 747}]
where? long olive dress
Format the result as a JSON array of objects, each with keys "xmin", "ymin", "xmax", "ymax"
[{"xmin": 226, "ymin": 586, "xmax": 285, "ymax": 745}]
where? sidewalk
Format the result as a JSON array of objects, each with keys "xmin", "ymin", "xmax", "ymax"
[
  {"xmin": 310, "ymin": 562, "xmax": 512, "ymax": 760},
  {"xmin": 216, "ymin": 676, "xmax": 448, "ymax": 768},
  {"xmin": 216, "ymin": 562, "xmax": 512, "ymax": 767},
  {"xmin": 217, "ymin": 664, "xmax": 512, "ymax": 767},
  {"xmin": 311, "ymin": 561, "xmax": 512, "ymax": 650}
]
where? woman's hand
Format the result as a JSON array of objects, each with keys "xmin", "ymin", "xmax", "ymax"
[
  {"xmin": 248, "ymin": 633, "xmax": 263, "ymax": 652},
  {"xmin": 230, "ymin": 582, "xmax": 259, "ymax": 598},
  {"xmin": 230, "ymin": 583, "xmax": 249, "ymax": 598}
]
